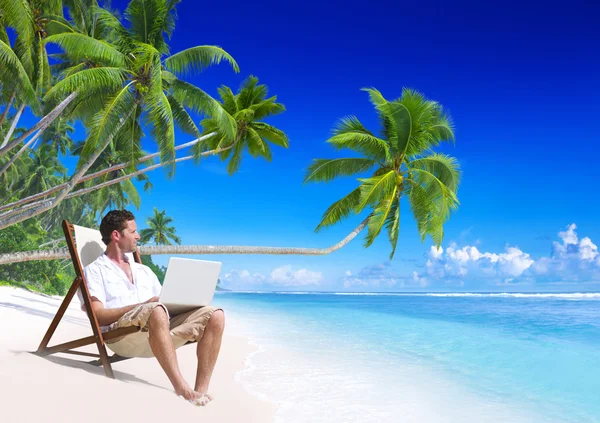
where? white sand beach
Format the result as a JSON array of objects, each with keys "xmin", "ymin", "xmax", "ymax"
[{"xmin": 0, "ymin": 286, "xmax": 275, "ymax": 423}]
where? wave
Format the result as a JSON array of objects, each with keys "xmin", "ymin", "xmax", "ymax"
[
  {"xmin": 220, "ymin": 290, "xmax": 600, "ymax": 299},
  {"xmin": 424, "ymin": 292, "xmax": 600, "ymax": 299}
]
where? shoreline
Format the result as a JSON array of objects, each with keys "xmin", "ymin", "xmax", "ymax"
[{"xmin": 0, "ymin": 286, "xmax": 276, "ymax": 422}]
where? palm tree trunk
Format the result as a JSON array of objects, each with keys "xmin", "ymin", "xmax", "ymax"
[
  {"xmin": 0, "ymin": 132, "xmax": 217, "ymax": 213},
  {"xmin": 62, "ymin": 144, "xmax": 233, "ymax": 199},
  {"xmin": 0, "ymin": 92, "xmax": 77, "ymax": 157},
  {"xmin": 0, "ymin": 144, "xmax": 233, "ymax": 219},
  {"xmin": 0, "ymin": 91, "xmax": 16, "ymax": 127},
  {"xmin": 0, "ymin": 129, "xmax": 43, "ymax": 176},
  {"xmin": 0, "ymin": 102, "xmax": 130, "ymax": 229},
  {"xmin": 0, "ymin": 104, "xmax": 25, "ymax": 149},
  {"xmin": 0, "ymin": 217, "xmax": 370, "ymax": 265}
]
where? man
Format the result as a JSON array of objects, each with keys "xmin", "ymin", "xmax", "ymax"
[{"xmin": 83, "ymin": 210, "xmax": 224, "ymax": 406}]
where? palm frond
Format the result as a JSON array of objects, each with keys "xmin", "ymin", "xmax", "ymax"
[
  {"xmin": 63, "ymin": 0, "xmax": 90, "ymax": 31},
  {"xmin": 120, "ymin": 177, "xmax": 142, "ymax": 209},
  {"xmin": 363, "ymin": 87, "xmax": 414, "ymax": 156},
  {"xmin": 246, "ymin": 128, "xmax": 272, "ymax": 160},
  {"xmin": 0, "ymin": 39, "xmax": 38, "ymax": 107},
  {"xmin": 89, "ymin": 6, "xmax": 129, "ymax": 41},
  {"xmin": 408, "ymin": 153, "xmax": 461, "ymax": 193},
  {"xmin": 43, "ymin": 14, "xmax": 76, "ymax": 35},
  {"xmin": 315, "ymin": 187, "xmax": 361, "ymax": 232},
  {"xmin": 304, "ymin": 158, "xmax": 376, "ymax": 184},
  {"xmin": 328, "ymin": 115, "xmax": 390, "ymax": 162},
  {"xmin": 236, "ymin": 75, "xmax": 266, "ymax": 109},
  {"xmin": 225, "ymin": 141, "xmax": 244, "ymax": 175},
  {"xmin": 112, "ymin": 103, "xmax": 144, "ymax": 167},
  {"xmin": 45, "ymin": 0, "xmax": 64, "ymax": 16},
  {"xmin": 164, "ymin": 45, "xmax": 239, "ymax": 75},
  {"xmin": 385, "ymin": 198, "xmax": 400, "ymax": 259},
  {"xmin": 78, "ymin": 82, "xmax": 136, "ymax": 165},
  {"xmin": 406, "ymin": 165, "xmax": 458, "ymax": 247},
  {"xmin": 252, "ymin": 122, "xmax": 289, "ymax": 148},
  {"xmin": 1, "ymin": 0, "xmax": 34, "ymax": 75},
  {"xmin": 166, "ymin": 93, "xmax": 201, "ymax": 138},
  {"xmin": 364, "ymin": 185, "xmax": 398, "ymax": 248},
  {"xmin": 356, "ymin": 170, "xmax": 397, "ymax": 212},
  {"xmin": 125, "ymin": 0, "xmax": 169, "ymax": 46},
  {"xmin": 0, "ymin": 24, "xmax": 9, "ymax": 45},
  {"xmin": 249, "ymin": 96, "xmax": 285, "ymax": 120},
  {"xmin": 217, "ymin": 85, "xmax": 237, "ymax": 114},
  {"xmin": 171, "ymin": 78, "xmax": 236, "ymax": 141},
  {"xmin": 44, "ymin": 67, "xmax": 126, "ymax": 106},
  {"xmin": 44, "ymin": 33, "xmax": 127, "ymax": 67},
  {"xmin": 146, "ymin": 56, "xmax": 175, "ymax": 174}
]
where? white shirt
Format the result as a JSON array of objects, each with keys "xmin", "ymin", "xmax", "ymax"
[{"xmin": 83, "ymin": 253, "xmax": 162, "ymax": 310}]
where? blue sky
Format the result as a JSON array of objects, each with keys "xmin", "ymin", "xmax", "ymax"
[{"xmin": 25, "ymin": 0, "xmax": 600, "ymax": 291}]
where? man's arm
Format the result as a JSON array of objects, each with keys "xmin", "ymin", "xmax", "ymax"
[{"xmin": 90, "ymin": 296, "xmax": 159, "ymax": 327}]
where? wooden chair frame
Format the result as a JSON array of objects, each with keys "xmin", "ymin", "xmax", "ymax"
[{"xmin": 35, "ymin": 220, "xmax": 142, "ymax": 378}]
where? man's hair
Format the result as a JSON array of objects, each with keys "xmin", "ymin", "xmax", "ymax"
[{"xmin": 100, "ymin": 210, "xmax": 135, "ymax": 245}]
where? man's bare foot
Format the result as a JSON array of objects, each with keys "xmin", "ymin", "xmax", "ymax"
[
  {"xmin": 175, "ymin": 383, "xmax": 201, "ymax": 401},
  {"xmin": 189, "ymin": 393, "xmax": 212, "ymax": 407}
]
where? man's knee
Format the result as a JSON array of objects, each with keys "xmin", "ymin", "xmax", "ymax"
[
  {"xmin": 148, "ymin": 305, "xmax": 169, "ymax": 329},
  {"xmin": 207, "ymin": 309, "xmax": 225, "ymax": 334}
]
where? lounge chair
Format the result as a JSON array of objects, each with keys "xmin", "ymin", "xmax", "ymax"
[{"xmin": 36, "ymin": 220, "xmax": 151, "ymax": 378}]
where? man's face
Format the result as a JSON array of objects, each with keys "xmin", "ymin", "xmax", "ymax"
[{"xmin": 113, "ymin": 219, "xmax": 140, "ymax": 253}]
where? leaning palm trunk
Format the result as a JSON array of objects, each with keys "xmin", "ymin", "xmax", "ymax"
[
  {"xmin": 0, "ymin": 92, "xmax": 78, "ymax": 157},
  {"xmin": 0, "ymin": 103, "xmax": 131, "ymax": 230},
  {"xmin": 0, "ymin": 104, "xmax": 25, "ymax": 149},
  {"xmin": 64, "ymin": 145, "xmax": 233, "ymax": 199},
  {"xmin": 0, "ymin": 132, "xmax": 217, "ymax": 213},
  {"xmin": 0, "ymin": 217, "xmax": 370, "ymax": 265},
  {"xmin": 0, "ymin": 129, "xmax": 43, "ymax": 176},
  {"xmin": 0, "ymin": 143, "xmax": 232, "ymax": 221},
  {"xmin": 0, "ymin": 91, "xmax": 17, "ymax": 128}
]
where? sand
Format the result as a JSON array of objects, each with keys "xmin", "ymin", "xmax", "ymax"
[{"xmin": 0, "ymin": 286, "xmax": 275, "ymax": 422}]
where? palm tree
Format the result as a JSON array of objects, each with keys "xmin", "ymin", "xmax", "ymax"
[
  {"xmin": 0, "ymin": 0, "xmax": 240, "ymax": 229},
  {"xmin": 41, "ymin": 117, "xmax": 74, "ymax": 156},
  {"xmin": 43, "ymin": 0, "xmax": 238, "ymax": 171},
  {"xmin": 304, "ymin": 87, "xmax": 460, "ymax": 259},
  {"xmin": 0, "ymin": 0, "xmax": 66, "ymax": 147},
  {"xmin": 139, "ymin": 208, "xmax": 181, "ymax": 246},
  {"xmin": 20, "ymin": 143, "xmax": 66, "ymax": 195},
  {"xmin": 70, "ymin": 132, "xmax": 150, "ymax": 216},
  {"xmin": 200, "ymin": 75, "xmax": 289, "ymax": 174},
  {"xmin": 0, "ymin": 88, "xmax": 462, "ymax": 266}
]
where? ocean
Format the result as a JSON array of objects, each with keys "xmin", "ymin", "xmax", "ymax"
[{"xmin": 212, "ymin": 292, "xmax": 600, "ymax": 423}]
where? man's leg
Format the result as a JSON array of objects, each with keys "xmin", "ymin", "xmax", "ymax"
[
  {"xmin": 194, "ymin": 310, "xmax": 225, "ymax": 396},
  {"xmin": 148, "ymin": 306, "xmax": 200, "ymax": 401}
]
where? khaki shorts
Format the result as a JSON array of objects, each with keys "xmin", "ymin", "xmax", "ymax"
[{"xmin": 105, "ymin": 302, "xmax": 222, "ymax": 358}]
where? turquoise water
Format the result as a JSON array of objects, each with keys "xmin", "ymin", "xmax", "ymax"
[{"xmin": 213, "ymin": 292, "xmax": 600, "ymax": 423}]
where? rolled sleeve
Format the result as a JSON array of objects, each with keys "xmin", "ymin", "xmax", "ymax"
[{"xmin": 83, "ymin": 264, "xmax": 107, "ymax": 305}]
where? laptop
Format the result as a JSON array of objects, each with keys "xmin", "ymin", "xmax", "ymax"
[{"xmin": 159, "ymin": 257, "xmax": 222, "ymax": 315}]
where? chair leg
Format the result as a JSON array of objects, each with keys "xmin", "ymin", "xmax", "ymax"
[
  {"xmin": 36, "ymin": 274, "xmax": 117, "ymax": 379},
  {"xmin": 36, "ymin": 277, "xmax": 81, "ymax": 354},
  {"xmin": 97, "ymin": 342, "xmax": 115, "ymax": 378}
]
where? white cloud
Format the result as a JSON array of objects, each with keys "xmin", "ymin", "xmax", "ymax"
[
  {"xmin": 559, "ymin": 223, "xmax": 579, "ymax": 246},
  {"xmin": 222, "ymin": 265, "xmax": 322, "ymax": 289},
  {"xmin": 415, "ymin": 223, "xmax": 600, "ymax": 289},
  {"xmin": 423, "ymin": 243, "xmax": 534, "ymax": 281},
  {"xmin": 222, "ymin": 269, "xmax": 266, "ymax": 285},
  {"xmin": 429, "ymin": 246, "xmax": 444, "ymax": 260},
  {"xmin": 270, "ymin": 265, "xmax": 322, "ymax": 286},
  {"xmin": 342, "ymin": 262, "xmax": 400, "ymax": 289},
  {"xmin": 341, "ymin": 262, "xmax": 431, "ymax": 290}
]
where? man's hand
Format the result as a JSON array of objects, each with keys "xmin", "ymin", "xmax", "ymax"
[
  {"xmin": 91, "ymin": 296, "xmax": 160, "ymax": 327},
  {"xmin": 144, "ymin": 296, "xmax": 160, "ymax": 304}
]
